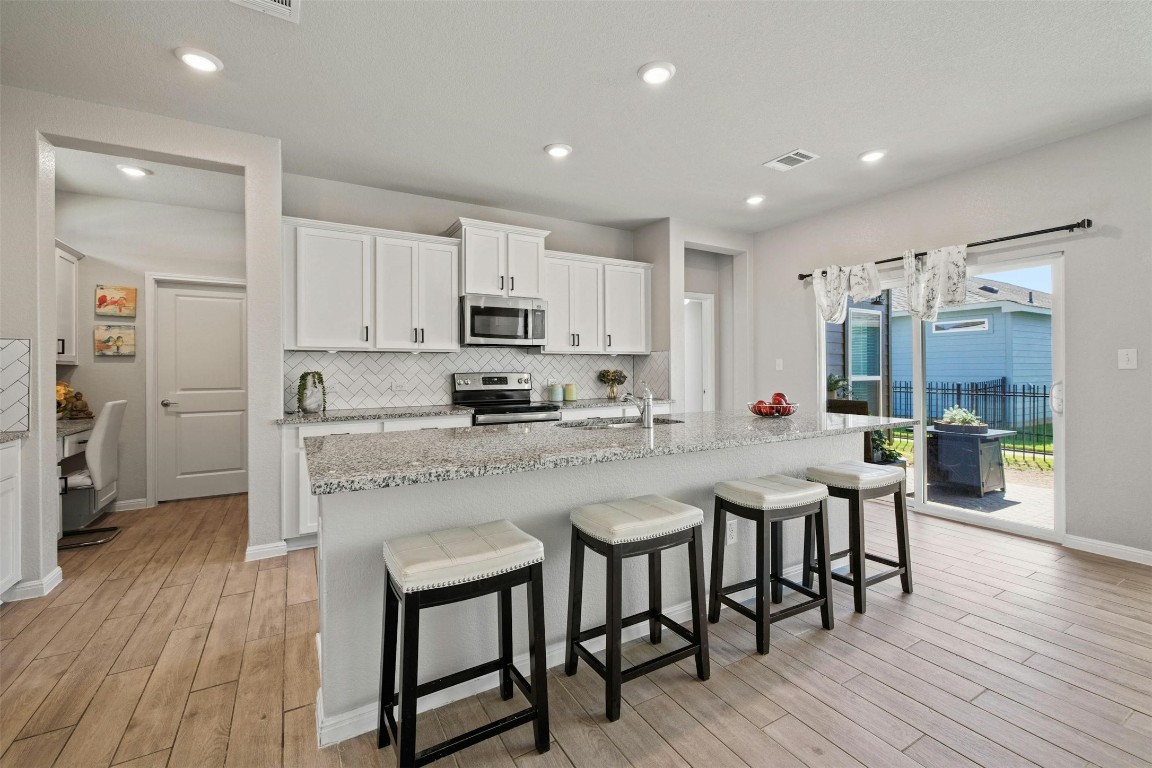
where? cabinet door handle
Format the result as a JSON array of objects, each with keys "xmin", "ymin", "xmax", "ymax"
[
  {"xmin": 58, "ymin": 339, "xmax": 65, "ymax": 355},
  {"xmin": 413, "ymin": 328, "xmax": 418, "ymax": 343},
  {"xmin": 570, "ymin": 333, "xmax": 575, "ymax": 347},
  {"xmin": 576, "ymin": 333, "xmax": 580, "ymax": 347},
  {"xmin": 510, "ymin": 276, "xmax": 515, "ymax": 292},
  {"xmin": 500, "ymin": 275, "xmax": 505, "ymax": 290},
  {"xmin": 420, "ymin": 328, "xmax": 425, "ymax": 343},
  {"xmin": 363, "ymin": 326, "xmax": 369, "ymax": 342},
  {"xmin": 607, "ymin": 334, "xmax": 612, "ymax": 347}
]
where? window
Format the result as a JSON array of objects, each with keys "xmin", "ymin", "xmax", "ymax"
[
  {"xmin": 932, "ymin": 318, "xmax": 989, "ymax": 334},
  {"xmin": 847, "ymin": 308, "xmax": 883, "ymax": 414}
]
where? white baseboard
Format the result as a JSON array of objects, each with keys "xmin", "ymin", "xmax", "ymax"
[
  {"xmin": 114, "ymin": 498, "xmax": 149, "ymax": 512},
  {"xmin": 317, "ymin": 598, "xmax": 697, "ymax": 747},
  {"xmin": 286, "ymin": 534, "xmax": 317, "ymax": 552},
  {"xmin": 245, "ymin": 541, "xmax": 288, "ymax": 562},
  {"xmin": 2, "ymin": 566, "xmax": 64, "ymax": 602},
  {"xmin": 1063, "ymin": 535, "xmax": 1152, "ymax": 566}
]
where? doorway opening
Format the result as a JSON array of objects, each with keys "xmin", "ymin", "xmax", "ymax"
[
  {"xmin": 683, "ymin": 248, "xmax": 734, "ymax": 411},
  {"xmin": 684, "ymin": 293, "xmax": 716, "ymax": 412}
]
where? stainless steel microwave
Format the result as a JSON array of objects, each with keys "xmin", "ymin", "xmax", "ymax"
[{"xmin": 461, "ymin": 294, "xmax": 547, "ymax": 346}]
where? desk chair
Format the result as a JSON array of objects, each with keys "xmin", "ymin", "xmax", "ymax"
[{"xmin": 60, "ymin": 400, "xmax": 127, "ymax": 549}]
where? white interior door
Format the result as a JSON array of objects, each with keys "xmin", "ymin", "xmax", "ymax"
[
  {"xmin": 156, "ymin": 283, "xmax": 247, "ymax": 501},
  {"xmin": 684, "ymin": 294, "xmax": 716, "ymax": 412}
]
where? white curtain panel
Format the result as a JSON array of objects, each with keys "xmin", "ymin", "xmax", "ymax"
[
  {"xmin": 902, "ymin": 245, "xmax": 968, "ymax": 321},
  {"xmin": 812, "ymin": 263, "xmax": 881, "ymax": 323}
]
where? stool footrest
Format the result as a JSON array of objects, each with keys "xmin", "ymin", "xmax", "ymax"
[
  {"xmin": 572, "ymin": 637, "xmax": 702, "ymax": 684},
  {"xmin": 718, "ymin": 594, "xmax": 757, "ymax": 622},
  {"xmin": 416, "ymin": 658, "xmax": 506, "ymax": 699},
  {"xmin": 815, "ymin": 561, "xmax": 906, "ymax": 589},
  {"xmin": 413, "ymin": 707, "xmax": 540, "ymax": 767},
  {"xmin": 865, "ymin": 553, "xmax": 901, "ymax": 568},
  {"xmin": 718, "ymin": 578, "xmax": 759, "ymax": 597}
]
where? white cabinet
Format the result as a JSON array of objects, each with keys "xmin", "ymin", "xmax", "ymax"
[
  {"xmin": 543, "ymin": 256, "xmax": 603, "ymax": 353},
  {"xmin": 0, "ymin": 442, "xmax": 21, "ymax": 596},
  {"xmin": 446, "ymin": 219, "xmax": 549, "ymax": 299},
  {"xmin": 281, "ymin": 414, "xmax": 472, "ymax": 540},
  {"xmin": 604, "ymin": 264, "xmax": 650, "ymax": 354},
  {"xmin": 295, "ymin": 227, "xmax": 373, "ymax": 349},
  {"xmin": 284, "ymin": 219, "xmax": 462, "ymax": 352},
  {"xmin": 55, "ymin": 246, "xmax": 79, "ymax": 364}
]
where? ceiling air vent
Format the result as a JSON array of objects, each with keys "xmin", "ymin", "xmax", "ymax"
[
  {"xmin": 763, "ymin": 149, "xmax": 819, "ymax": 172},
  {"xmin": 229, "ymin": 0, "xmax": 299, "ymax": 23}
]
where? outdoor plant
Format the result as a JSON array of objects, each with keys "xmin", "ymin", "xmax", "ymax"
[
  {"xmin": 871, "ymin": 431, "xmax": 903, "ymax": 463},
  {"xmin": 940, "ymin": 404, "xmax": 983, "ymax": 425},
  {"xmin": 297, "ymin": 371, "xmax": 327, "ymax": 413}
]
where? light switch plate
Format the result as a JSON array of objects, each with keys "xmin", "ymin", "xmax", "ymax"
[
  {"xmin": 1118, "ymin": 349, "xmax": 1138, "ymax": 370},
  {"xmin": 391, "ymin": 381, "xmax": 410, "ymax": 392},
  {"xmin": 775, "ymin": 358, "xmax": 784, "ymax": 371}
]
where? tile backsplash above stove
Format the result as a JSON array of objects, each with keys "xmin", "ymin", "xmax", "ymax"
[{"xmin": 283, "ymin": 348, "xmax": 669, "ymax": 412}]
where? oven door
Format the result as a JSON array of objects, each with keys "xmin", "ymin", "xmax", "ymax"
[{"xmin": 463, "ymin": 296, "xmax": 546, "ymax": 345}]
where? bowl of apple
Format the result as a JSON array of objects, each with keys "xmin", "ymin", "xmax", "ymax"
[{"xmin": 748, "ymin": 394, "xmax": 798, "ymax": 418}]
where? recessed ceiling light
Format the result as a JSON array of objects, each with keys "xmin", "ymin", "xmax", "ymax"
[
  {"xmin": 117, "ymin": 164, "xmax": 153, "ymax": 178},
  {"xmin": 638, "ymin": 61, "xmax": 676, "ymax": 85},
  {"xmin": 745, "ymin": 195, "xmax": 765, "ymax": 206},
  {"xmin": 175, "ymin": 47, "xmax": 224, "ymax": 73},
  {"xmin": 544, "ymin": 143, "xmax": 573, "ymax": 158},
  {"xmin": 859, "ymin": 149, "xmax": 886, "ymax": 163}
]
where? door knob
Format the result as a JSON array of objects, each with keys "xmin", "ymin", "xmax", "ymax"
[{"xmin": 161, "ymin": 399, "xmax": 179, "ymax": 407}]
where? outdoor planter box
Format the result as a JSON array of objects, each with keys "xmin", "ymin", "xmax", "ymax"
[{"xmin": 932, "ymin": 420, "xmax": 989, "ymax": 435}]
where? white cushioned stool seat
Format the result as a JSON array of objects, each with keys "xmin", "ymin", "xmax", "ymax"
[
  {"xmin": 571, "ymin": 494, "xmax": 703, "ymax": 544},
  {"xmin": 715, "ymin": 474, "xmax": 828, "ymax": 510},
  {"xmin": 382, "ymin": 519, "xmax": 543, "ymax": 593},
  {"xmin": 807, "ymin": 460, "xmax": 905, "ymax": 491}
]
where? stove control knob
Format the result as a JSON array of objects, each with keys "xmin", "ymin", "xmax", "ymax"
[
  {"xmin": 518, "ymin": 377, "xmax": 526, "ymax": 384},
  {"xmin": 456, "ymin": 380, "xmax": 463, "ymax": 386},
  {"xmin": 464, "ymin": 379, "xmax": 471, "ymax": 385}
]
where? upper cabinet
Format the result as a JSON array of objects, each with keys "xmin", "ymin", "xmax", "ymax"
[
  {"xmin": 283, "ymin": 219, "xmax": 460, "ymax": 353},
  {"xmin": 55, "ymin": 244, "xmax": 81, "ymax": 365},
  {"xmin": 543, "ymin": 252, "xmax": 650, "ymax": 355},
  {"xmin": 603, "ymin": 263, "xmax": 650, "ymax": 354},
  {"xmin": 444, "ymin": 219, "xmax": 549, "ymax": 299}
]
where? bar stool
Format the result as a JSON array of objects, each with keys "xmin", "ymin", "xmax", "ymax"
[
  {"xmin": 564, "ymin": 495, "xmax": 710, "ymax": 722},
  {"xmin": 378, "ymin": 520, "xmax": 549, "ymax": 767},
  {"xmin": 708, "ymin": 475, "xmax": 834, "ymax": 653},
  {"xmin": 804, "ymin": 460, "xmax": 912, "ymax": 614}
]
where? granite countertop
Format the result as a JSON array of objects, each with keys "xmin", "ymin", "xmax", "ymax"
[
  {"xmin": 0, "ymin": 431, "xmax": 29, "ymax": 445},
  {"xmin": 305, "ymin": 410, "xmax": 917, "ymax": 495},
  {"xmin": 58, "ymin": 419, "xmax": 95, "ymax": 438},
  {"xmin": 533, "ymin": 398, "xmax": 674, "ymax": 409},
  {"xmin": 278, "ymin": 405, "xmax": 472, "ymax": 425}
]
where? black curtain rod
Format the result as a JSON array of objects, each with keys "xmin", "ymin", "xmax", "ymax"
[{"xmin": 796, "ymin": 219, "xmax": 1093, "ymax": 281}]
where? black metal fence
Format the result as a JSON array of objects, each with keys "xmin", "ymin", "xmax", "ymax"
[{"xmin": 891, "ymin": 377, "xmax": 1053, "ymax": 462}]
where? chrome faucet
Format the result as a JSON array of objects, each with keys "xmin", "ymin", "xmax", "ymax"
[{"xmin": 621, "ymin": 383, "xmax": 655, "ymax": 428}]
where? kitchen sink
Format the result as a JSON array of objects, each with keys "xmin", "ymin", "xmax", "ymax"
[{"xmin": 555, "ymin": 416, "xmax": 684, "ymax": 430}]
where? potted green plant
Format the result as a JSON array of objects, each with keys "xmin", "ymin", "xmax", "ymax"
[
  {"xmin": 934, "ymin": 404, "xmax": 988, "ymax": 434},
  {"xmin": 826, "ymin": 373, "xmax": 848, "ymax": 400},
  {"xmin": 870, "ymin": 431, "xmax": 905, "ymax": 464},
  {"xmin": 297, "ymin": 371, "xmax": 327, "ymax": 414},
  {"xmin": 598, "ymin": 369, "xmax": 628, "ymax": 400}
]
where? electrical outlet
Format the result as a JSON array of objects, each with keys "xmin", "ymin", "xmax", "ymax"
[
  {"xmin": 775, "ymin": 358, "xmax": 784, "ymax": 371},
  {"xmin": 726, "ymin": 519, "xmax": 738, "ymax": 545},
  {"xmin": 391, "ymin": 381, "xmax": 410, "ymax": 392},
  {"xmin": 1119, "ymin": 349, "xmax": 1138, "ymax": 370}
]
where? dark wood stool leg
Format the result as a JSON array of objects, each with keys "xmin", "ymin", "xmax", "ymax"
[
  {"xmin": 894, "ymin": 479, "xmax": 913, "ymax": 594},
  {"xmin": 377, "ymin": 578, "xmax": 399, "ymax": 748},
  {"xmin": 755, "ymin": 516, "xmax": 771, "ymax": 654},
  {"xmin": 688, "ymin": 525, "xmax": 711, "ymax": 681},
  {"xmin": 396, "ymin": 593, "xmax": 421, "ymax": 767},
  {"xmin": 526, "ymin": 562, "xmax": 550, "ymax": 753},
  {"xmin": 708, "ymin": 498, "xmax": 725, "ymax": 623},
  {"xmin": 802, "ymin": 513, "xmax": 814, "ymax": 589},
  {"xmin": 564, "ymin": 531, "xmax": 584, "ymax": 676},
  {"xmin": 498, "ymin": 586, "xmax": 513, "ymax": 700},
  {"xmin": 605, "ymin": 548, "xmax": 624, "ymax": 722},
  {"xmin": 648, "ymin": 551, "xmax": 662, "ymax": 643},
  {"xmin": 770, "ymin": 520, "xmax": 783, "ymax": 604},
  {"xmin": 816, "ymin": 500, "xmax": 835, "ymax": 630},
  {"xmin": 848, "ymin": 491, "xmax": 867, "ymax": 614}
]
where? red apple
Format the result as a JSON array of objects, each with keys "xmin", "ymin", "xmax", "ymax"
[{"xmin": 771, "ymin": 392, "xmax": 788, "ymax": 405}]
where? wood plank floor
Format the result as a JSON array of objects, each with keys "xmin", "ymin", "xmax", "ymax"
[{"xmin": 2, "ymin": 494, "xmax": 1151, "ymax": 768}]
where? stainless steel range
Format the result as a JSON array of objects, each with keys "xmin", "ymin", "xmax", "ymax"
[{"xmin": 452, "ymin": 372, "xmax": 561, "ymax": 425}]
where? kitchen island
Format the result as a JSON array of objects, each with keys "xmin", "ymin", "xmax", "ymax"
[{"xmin": 307, "ymin": 409, "xmax": 915, "ymax": 744}]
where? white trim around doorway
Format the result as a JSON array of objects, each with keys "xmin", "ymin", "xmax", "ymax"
[{"xmin": 144, "ymin": 273, "xmax": 247, "ymax": 509}]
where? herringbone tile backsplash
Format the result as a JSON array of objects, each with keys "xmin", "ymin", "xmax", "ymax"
[
  {"xmin": 283, "ymin": 348, "xmax": 670, "ymax": 412},
  {"xmin": 1, "ymin": 338, "xmax": 31, "ymax": 431}
]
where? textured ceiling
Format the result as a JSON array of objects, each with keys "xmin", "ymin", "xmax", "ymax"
[
  {"xmin": 55, "ymin": 147, "xmax": 245, "ymax": 213},
  {"xmin": 4, "ymin": 1, "xmax": 1150, "ymax": 232}
]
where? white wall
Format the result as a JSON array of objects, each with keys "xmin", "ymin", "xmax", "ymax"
[
  {"xmin": 0, "ymin": 85, "xmax": 281, "ymax": 597},
  {"xmin": 55, "ymin": 191, "xmax": 246, "ymax": 502},
  {"xmin": 753, "ymin": 115, "xmax": 1152, "ymax": 553},
  {"xmin": 283, "ymin": 173, "xmax": 634, "ymax": 260}
]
